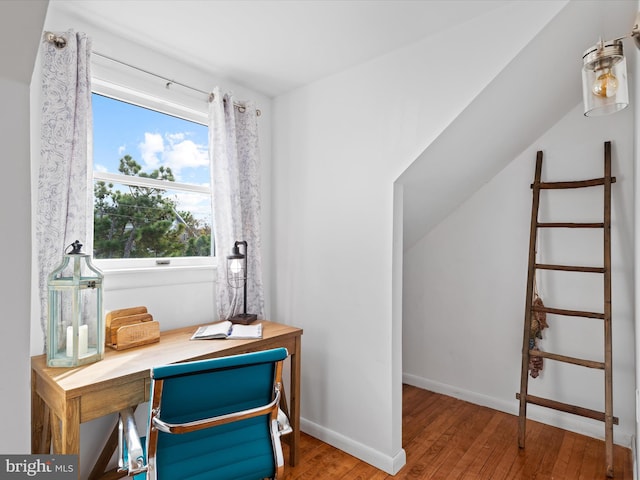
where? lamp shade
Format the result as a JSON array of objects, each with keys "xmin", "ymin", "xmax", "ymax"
[
  {"xmin": 582, "ymin": 39, "xmax": 629, "ymax": 117},
  {"xmin": 226, "ymin": 243, "xmax": 246, "ymax": 289}
]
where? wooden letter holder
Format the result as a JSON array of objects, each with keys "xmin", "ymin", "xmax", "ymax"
[{"xmin": 105, "ymin": 306, "xmax": 160, "ymax": 350}]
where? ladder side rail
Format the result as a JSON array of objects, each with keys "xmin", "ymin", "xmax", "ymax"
[
  {"xmin": 518, "ymin": 150, "xmax": 543, "ymax": 449},
  {"xmin": 603, "ymin": 141, "xmax": 614, "ymax": 478}
]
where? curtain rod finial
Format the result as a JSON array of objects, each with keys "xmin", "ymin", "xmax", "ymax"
[{"xmin": 44, "ymin": 31, "xmax": 67, "ymax": 49}]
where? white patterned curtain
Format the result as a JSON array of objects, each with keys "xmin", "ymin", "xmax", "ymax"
[
  {"xmin": 37, "ymin": 31, "xmax": 92, "ymax": 347},
  {"xmin": 209, "ymin": 87, "xmax": 264, "ymax": 320}
]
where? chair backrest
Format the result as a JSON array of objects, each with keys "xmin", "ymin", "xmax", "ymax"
[{"xmin": 146, "ymin": 347, "xmax": 288, "ymax": 480}]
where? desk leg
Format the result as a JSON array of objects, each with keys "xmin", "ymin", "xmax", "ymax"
[
  {"xmin": 50, "ymin": 398, "xmax": 81, "ymax": 479},
  {"xmin": 60, "ymin": 398, "xmax": 81, "ymax": 454},
  {"xmin": 88, "ymin": 422, "xmax": 124, "ymax": 480},
  {"xmin": 289, "ymin": 335, "xmax": 301, "ymax": 466},
  {"xmin": 31, "ymin": 370, "xmax": 80, "ymax": 458},
  {"xmin": 31, "ymin": 370, "xmax": 51, "ymax": 454}
]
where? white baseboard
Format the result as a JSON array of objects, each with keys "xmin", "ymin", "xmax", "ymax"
[
  {"xmin": 402, "ymin": 373, "xmax": 633, "ymax": 448},
  {"xmin": 300, "ymin": 417, "xmax": 406, "ymax": 475}
]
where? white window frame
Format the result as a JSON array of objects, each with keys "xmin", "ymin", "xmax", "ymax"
[{"xmin": 91, "ymin": 77, "xmax": 216, "ymax": 272}]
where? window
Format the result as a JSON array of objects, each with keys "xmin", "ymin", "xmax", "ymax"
[{"xmin": 92, "ymin": 89, "xmax": 213, "ymax": 269}]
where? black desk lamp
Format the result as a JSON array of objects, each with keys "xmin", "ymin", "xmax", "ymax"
[{"xmin": 226, "ymin": 240, "xmax": 257, "ymax": 324}]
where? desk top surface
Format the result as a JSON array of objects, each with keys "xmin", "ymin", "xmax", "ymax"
[{"xmin": 32, "ymin": 320, "xmax": 302, "ymax": 395}]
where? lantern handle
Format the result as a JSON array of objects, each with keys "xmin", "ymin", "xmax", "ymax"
[{"xmin": 66, "ymin": 240, "xmax": 83, "ymax": 255}]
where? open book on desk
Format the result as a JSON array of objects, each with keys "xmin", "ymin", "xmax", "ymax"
[{"xmin": 190, "ymin": 320, "xmax": 262, "ymax": 340}]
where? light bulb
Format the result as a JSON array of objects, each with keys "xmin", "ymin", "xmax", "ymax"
[
  {"xmin": 229, "ymin": 258, "xmax": 243, "ymax": 274},
  {"xmin": 592, "ymin": 69, "xmax": 618, "ymax": 98}
]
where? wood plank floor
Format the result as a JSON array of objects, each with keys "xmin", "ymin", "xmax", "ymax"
[{"xmin": 282, "ymin": 384, "xmax": 633, "ymax": 479}]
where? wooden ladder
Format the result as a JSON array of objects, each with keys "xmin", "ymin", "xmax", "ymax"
[{"xmin": 517, "ymin": 141, "xmax": 618, "ymax": 477}]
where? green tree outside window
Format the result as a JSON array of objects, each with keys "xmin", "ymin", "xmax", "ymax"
[{"xmin": 94, "ymin": 155, "xmax": 211, "ymax": 259}]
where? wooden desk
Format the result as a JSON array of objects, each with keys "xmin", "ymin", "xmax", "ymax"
[{"xmin": 31, "ymin": 320, "xmax": 302, "ymax": 479}]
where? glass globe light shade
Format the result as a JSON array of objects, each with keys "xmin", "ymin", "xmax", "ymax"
[{"xmin": 582, "ymin": 39, "xmax": 628, "ymax": 117}]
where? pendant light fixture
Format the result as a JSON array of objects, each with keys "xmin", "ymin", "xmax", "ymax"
[
  {"xmin": 582, "ymin": 13, "xmax": 640, "ymax": 117},
  {"xmin": 582, "ymin": 39, "xmax": 629, "ymax": 116}
]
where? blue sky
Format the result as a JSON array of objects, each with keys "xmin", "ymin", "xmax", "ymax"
[{"xmin": 92, "ymin": 93, "xmax": 210, "ymax": 185}]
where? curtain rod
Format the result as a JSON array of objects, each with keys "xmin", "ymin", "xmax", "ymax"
[{"xmin": 44, "ymin": 31, "xmax": 261, "ymax": 116}]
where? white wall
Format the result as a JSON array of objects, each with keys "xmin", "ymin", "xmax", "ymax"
[
  {"xmin": 0, "ymin": 0, "xmax": 49, "ymax": 455},
  {"xmin": 0, "ymin": 77, "xmax": 33, "ymax": 454},
  {"xmin": 634, "ymin": 29, "xmax": 640, "ymax": 477},
  {"xmin": 271, "ymin": 2, "xmax": 564, "ymax": 473},
  {"xmin": 403, "ymin": 102, "xmax": 636, "ymax": 446}
]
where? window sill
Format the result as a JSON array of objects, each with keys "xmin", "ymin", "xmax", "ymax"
[{"xmin": 102, "ymin": 263, "xmax": 217, "ymax": 291}]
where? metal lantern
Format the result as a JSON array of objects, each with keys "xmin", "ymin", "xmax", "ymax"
[{"xmin": 47, "ymin": 240, "xmax": 104, "ymax": 367}]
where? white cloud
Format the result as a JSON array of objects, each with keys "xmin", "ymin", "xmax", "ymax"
[
  {"xmin": 139, "ymin": 132, "xmax": 164, "ymax": 170},
  {"xmin": 164, "ymin": 139, "xmax": 209, "ymax": 170},
  {"xmin": 166, "ymin": 132, "xmax": 185, "ymax": 142},
  {"xmin": 137, "ymin": 131, "xmax": 209, "ymax": 181},
  {"xmin": 118, "ymin": 145, "xmax": 126, "ymax": 156}
]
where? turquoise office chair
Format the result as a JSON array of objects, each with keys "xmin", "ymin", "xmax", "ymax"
[{"xmin": 118, "ymin": 347, "xmax": 291, "ymax": 480}]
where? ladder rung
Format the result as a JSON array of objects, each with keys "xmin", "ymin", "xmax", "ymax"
[
  {"xmin": 535, "ymin": 263, "xmax": 605, "ymax": 274},
  {"xmin": 529, "ymin": 349, "xmax": 604, "ymax": 369},
  {"xmin": 516, "ymin": 393, "xmax": 618, "ymax": 424},
  {"xmin": 531, "ymin": 177, "xmax": 616, "ymax": 189},
  {"xmin": 537, "ymin": 222, "xmax": 604, "ymax": 228},
  {"xmin": 532, "ymin": 304, "xmax": 605, "ymax": 319}
]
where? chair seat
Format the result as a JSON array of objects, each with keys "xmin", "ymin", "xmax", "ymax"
[
  {"xmin": 127, "ymin": 421, "xmax": 286, "ymax": 479},
  {"xmin": 156, "ymin": 418, "xmax": 275, "ymax": 479}
]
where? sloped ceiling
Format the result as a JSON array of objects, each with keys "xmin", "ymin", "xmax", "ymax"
[
  {"xmin": 398, "ymin": 0, "xmax": 638, "ymax": 250},
  {"xmin": 42, "ymin": 1, "xmax": 638, "ymax": 253},
  {"xmin": 45, "ymin": 0, "xmax": 506, "ymax": 97},
  {"xmin": 0, "ymin": 0, "xmax": 49, "ymax": 83}
]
